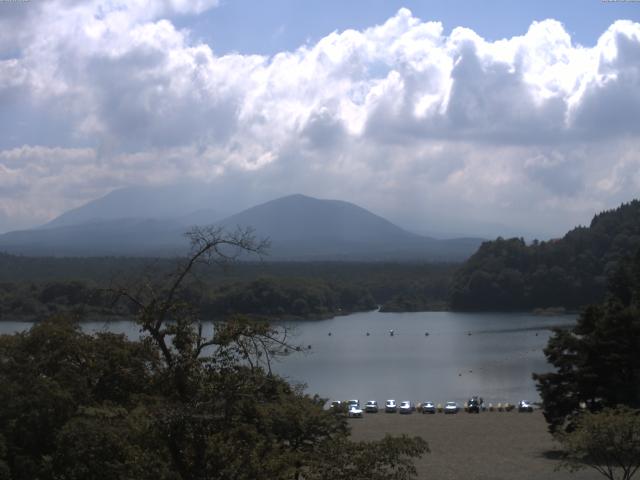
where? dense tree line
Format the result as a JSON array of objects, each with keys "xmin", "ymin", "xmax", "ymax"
[
  {"xmin": 202, "ymin": 277, "xmax": 376, "ymax": 318},
  {"xmin": 534, "ymin": 248, "xmax": 640, "ymax": 433},
  {"xmin": 0, "ymin": 227, "xmax": 428, "ymax": 480},
  {"xmin": 0, "ymin": 253, "xmax": 154, "ymax": 283},
  {"xmin": 451, "ymin": 200, "xmax": 640, "ymax": 311},
  {"xmin": 0, "ymin": 253, "xmax": 455, "ymax": 289},
  {"xmin": 0, "ymin": 281, "xmax": 119, "ymax": 319},
  {"xmin": 0, "ymin": 258, "xmax": 456, "ymax": 320},
  {"xmin": 533, "ymin": 249, "xmax": 640, "ymax": 480},
  {"xmin": 0, "ymin": 277, "xmax": 376, "ymax": 321},
  {"xmin": 379, "ymin": 291, "xmax": 448, "ymax": 312}
]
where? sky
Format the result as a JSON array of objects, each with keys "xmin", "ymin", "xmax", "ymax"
[{"xmin": 0, "ymin": 0, "xmax": 639, "ymax": 238}]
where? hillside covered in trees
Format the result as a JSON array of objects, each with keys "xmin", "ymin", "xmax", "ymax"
[
  {"xmin": 451, "ymin": 200, "xmax": 640, "ymax": 311},
  {"xmin": 0, "ymin": 257, "xmax": 454, "ymax": 320}
]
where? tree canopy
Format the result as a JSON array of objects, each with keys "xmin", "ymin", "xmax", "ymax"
[
  {"xmin": 451, "ymin": 200, "xmax": 640, "ymax": 311},
  {"xmin": 533, "ymin": 248, "xmax": 640, "ymax": 434},
  {"xmin": 0, "ymin": 226, "xmax": 428, "ymax": 480},
  {"xmin": 556, "ymin": 406, "xmax": 640, "ymax": 480},
  {"xmin": 0, "ymin": 255, "xmax": 455, "ymax": 320}
]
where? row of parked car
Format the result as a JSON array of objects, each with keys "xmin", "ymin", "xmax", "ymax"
[{"xmin": 331, "ymin": 398, "xmax": 534, "ymax": 417}]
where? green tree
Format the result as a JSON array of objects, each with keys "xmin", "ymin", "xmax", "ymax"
[
  {"xmin": 52, "ymin": 406, "xmax": 174, "ymax": 480},
  {"xmin": 0, "ymin": 316, "xmax": 159, "ymax": 479},
  {"xmin": 451, "ymin": 200, "xmax": 640, "ymax": 311},
  {"xmin": 534, "ymin": 251, "xmax": 640, "ymax": 434},
  {"xmin": 307, "ymin": 435, "xmax": 428, "ymax": 480},
  {"xmin": 0, "ymin": 433, "xmax": 10, "ymax": 480},
  {"xmin": 557, "ymin": 406, "xmax": 640, "ymax": 480},
  {"xmin": 0, "ymin": 226, "xmax": 429, "ymax": 480},
  {"xmin": 109, "ymin": 226, "xmax": 428, "ymax": 479}
]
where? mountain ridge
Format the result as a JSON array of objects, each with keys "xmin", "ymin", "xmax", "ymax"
[
  {"xmin": 42, "ymin": 184, "xmax": 230, "ymax": 229},
  {"xmin": 0, "ymin": 193, "xmax": 483, "ymax": 260}
]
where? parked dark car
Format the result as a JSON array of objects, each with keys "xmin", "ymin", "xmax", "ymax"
[
  {"xmin": 518, "ymin": 400, "xmax": 533, "ymax": 412},
  {"xmin": 421, "ymin": 401, "xmax": 436, "ymax": 414},
  {"xmin": 365, "ymin": 400, "xmax": 379, "ymax": 413},
  {"xmin": 468, "ymin": 396, "xmax": 480, "ymax": 413}
]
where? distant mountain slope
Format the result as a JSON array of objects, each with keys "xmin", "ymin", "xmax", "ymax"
[
  {"xmin": 0, "ymin": 194, "xmax": 483, "ymax": 260},
  {"xmin": 217, "ymin": 194, "xmax": 481, "ymax": 260},
  {"xmin": 450, "ymin": 200, "xmax": 640, "ymax": 311},
  {"xmin": 221, "ymin": 194, "xmax": 414, "ymax": 243},
  {"xmin": 0, "ymin": 218, "xmax": 189, "ymax": 257},
  {"xmin": 43, "ymin": 184, "xmax": 226, "ymax": 229}
]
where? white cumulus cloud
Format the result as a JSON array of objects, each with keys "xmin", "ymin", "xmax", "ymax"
[{"xmin": 0, "ymin": 5, "xmax": 639, "ymax": 236}]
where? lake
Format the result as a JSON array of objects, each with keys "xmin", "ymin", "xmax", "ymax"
[{"xmin": 0, "ymin": 310, "xmax": 573, "ymax": 406}]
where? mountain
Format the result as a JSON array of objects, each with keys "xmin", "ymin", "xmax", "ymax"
[
  {"xmin": 0, "ymin": 218, "xmax": 188, "ymax": 257},
  {"xmin": 0, "ymin": 193, "xmax": 483, "ymax": 260},
  {"xmin": 218, "ymin": 194, "xmax": 480, "ymax": 260},
  {"xmin": 43, "ymin": 184, "xmax": 227, "ymax": 229},
  {"xmin": 450, "ymin": 200, "xmax": 640, "ymax": 311}
]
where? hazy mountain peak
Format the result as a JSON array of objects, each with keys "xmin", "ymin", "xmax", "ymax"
[
  {"xmin": 43, "ymin": 184, "xmax": 231, "ymax": 229},
  {"xmin": 0, "ymin": 191, "xmax": 483, "ymax": 260},
  {"xmin": 218, "ymin": 194, "xmax": 416, "ymax": 244}
]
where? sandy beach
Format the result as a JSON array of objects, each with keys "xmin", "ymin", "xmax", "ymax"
[{"xmin": 348, "ymin": 410, "xmax": 602, "ymax": 480}]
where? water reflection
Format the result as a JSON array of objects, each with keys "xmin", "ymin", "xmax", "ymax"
[
  {"xmin": 273, "ymin": 311, "xmax": 574, "ymax": 405},
  {"xmin": 0, "ymin": 311, "xmax": 574, "ymax": 405}
]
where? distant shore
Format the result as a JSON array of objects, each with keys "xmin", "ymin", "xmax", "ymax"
[{"xmin": 348, "ymin": 410, "xmax": 601, "ymax": 480}]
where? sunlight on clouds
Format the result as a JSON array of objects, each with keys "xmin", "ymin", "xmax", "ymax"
[{"xmin": 0, "ymin": 5, "xmax": 639, "ymax": 236}]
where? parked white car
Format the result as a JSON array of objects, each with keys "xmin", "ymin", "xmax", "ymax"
[
  {"xmin": 348, "ymin": 405, "xmax": 364, "ymax": 418},
  {"xmin": 385, "ymin": 399, "xmax": 397, "ymax": 413},
  {"xmin": 399, "ymin": 401, "xmax": 414, "ymax": 414},
  {"xmin": 444, "ymin": 401, "xmax": 459, "ymax": 414}
]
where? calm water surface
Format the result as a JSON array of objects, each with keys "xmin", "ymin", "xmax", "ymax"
[{"xmin": 1, "ymin": 311, "xmax": 573, "ymax": 405}]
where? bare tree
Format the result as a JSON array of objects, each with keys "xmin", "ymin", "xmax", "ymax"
[{"xmin": 110, "ymin": 226, "xmax": 293, "ymax": 385}]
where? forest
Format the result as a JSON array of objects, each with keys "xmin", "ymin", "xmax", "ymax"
[
  {"xmin": 2, "ymin": 200, "xmax": 640, "ymax": 319},
  {"xmin": 0, "ymin": 228, "xmax": 428, "ymax": 480},
  {"xmin": 451, "ymin": 200, "xmax": 640, "ymax": 311},
  {"xmin": 0, "ymin": 256, "xmax": 454, "ymax": 321}
]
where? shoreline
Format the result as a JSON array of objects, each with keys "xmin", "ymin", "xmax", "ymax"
[{"xmin": 0, "ymin": 308, "xmax": 578, "ymax": 323}]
